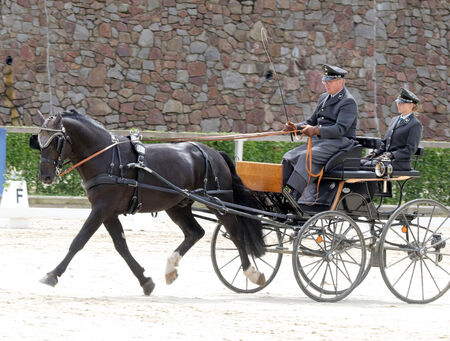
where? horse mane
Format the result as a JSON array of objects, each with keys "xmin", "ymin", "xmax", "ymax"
[{"xmin": 62, "ymin": 109, "xmax": 108, "ymax": 133}]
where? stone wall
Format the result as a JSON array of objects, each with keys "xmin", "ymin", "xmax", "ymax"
[{"xmin": 0, "ymin": 0, "xmax": 448, "ymax": 140}]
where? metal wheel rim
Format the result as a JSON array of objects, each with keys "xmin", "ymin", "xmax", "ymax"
[{"xmin": 379, "ymin": 199, "xmax": 449, "ymax": 304}]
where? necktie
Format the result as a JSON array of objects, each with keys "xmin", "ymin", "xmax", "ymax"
[
  {"xmin": 396, "ymin": 117, "xmax": 404, "ymax": 127},
  {"xmin": 321, "ymin": 95, "xmax": 329, "ymax": 109}
]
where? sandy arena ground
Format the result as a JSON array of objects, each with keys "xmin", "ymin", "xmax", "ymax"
[{"xmin": 0, "ymin": 209, "xmax": 449, "ymax": 341}]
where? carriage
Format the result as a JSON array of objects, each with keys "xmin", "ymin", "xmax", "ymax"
[
  {"xmin": 196, "ymin": 137, "xmax": 449, "ymax": 304},
  {"xmin": 31, "ymin": 111, "xmax": 448, "ymax": 304}
]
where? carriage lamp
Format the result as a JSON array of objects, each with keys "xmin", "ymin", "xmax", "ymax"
[
  {"xmin": 374, "ymin": 162, "xmax": 385, "ymax": 177},
  {"xmin": 375, "ymin": 156, "xmax": 393, "ymax": 193},
  {"xmin": 374, "ymin": 157, "xmax": 393, "ymax": 177}
]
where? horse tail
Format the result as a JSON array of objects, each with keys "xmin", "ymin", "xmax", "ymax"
[{"xmin": 219, "ymin": 151, "xmax": 266, "ymax": 258}]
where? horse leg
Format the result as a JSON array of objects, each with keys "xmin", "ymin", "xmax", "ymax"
[
  {"xmin": 103, "ymin": 216, "xmax": 155, "ymax": 296},
  {"xmin": 40, "ymin": 208, "xmax": 105, "ymax": 287},
  {"xmin": 164, "ymin": 205, "xmax": 205, "ymax": 285},
  {"xmin": 216, "ymin": 213, "xmax": 266, "ymax": 286}
]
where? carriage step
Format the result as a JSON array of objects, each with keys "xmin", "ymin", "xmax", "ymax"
[{"xmin": 370, "ymin": 243, "xmax": 386, "ymax": 267}]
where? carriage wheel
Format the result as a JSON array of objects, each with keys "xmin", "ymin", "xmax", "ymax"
[
  {"xmin": 379, "ymin": 199, "xmax": 449, "ymax": 303},
  {"xmin": 210, "ymin": 223, "xmax": 283, "ymax": 293},
  {"xmin": 292, "ymin": 211, "xmax": 366, "ymax": 302}
]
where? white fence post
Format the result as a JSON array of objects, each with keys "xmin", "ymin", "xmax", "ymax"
[{"xmin": 234, "ymin": 139, "xmax": 244, "ymax": 162}]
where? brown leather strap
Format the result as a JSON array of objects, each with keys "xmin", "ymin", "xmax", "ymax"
[
  {"xmin": 60, "ymin": 141, "xmax": 128, "ymax": 176},
  {"xmin": 300, "ymin": 137, "xmax": 325, "ymax": 206}
]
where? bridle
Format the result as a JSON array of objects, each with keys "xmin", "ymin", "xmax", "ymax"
[{"xmin": 36, "ymin": 126, "xmax": 72, "ymax": 176}]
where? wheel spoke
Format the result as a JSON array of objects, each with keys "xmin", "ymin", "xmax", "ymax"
[
  {"xmin": 304, "ymin": 258, "xmax": 326, "ymax": 290},
  {"xmin": 341, "ymin": 248, "xmax": 363, "ymax": 266},
  {"xmin": 387, "ymin": 222, "xmax": 416, "ymax": 248},
  {"xmin": 421, "ymin": 205, "xmax": 436, "ymax": 245},
  {"xmin": 416, "ymin": 203, "xmax": 420, "ymax": 244},
  {"xmin": 327, "ymin": 262, "xmax": 338, "ymax": 293},
  {"xmin": 405, "ymin": 260, "xmax": 417, "ymax": 298},
  {"xmin": 219, "ymin": 254, "xmax": 240, "ymax": 271},
  {"xmin": 421, "ymin": 256, "xmax": 442, "ymax": 292},
  {"xmin": 230, "ymin": 265, "xmax": 242, "ymax": 286},
  {"xmin": 420, "ymin": 258, "xmax": 424, "ymax": 301},
  {"xmin": 423, "ymin": 254, "xmax": 450, "ymax": 276},
  {"xmin": 385, "ymin": 253, "xmax": 412, "ymax": 269},
  {"xmin": 304, "ymin": 228, "xmax": 326, "ymax": 252},
  {"xmin": 423, "ymin": 216, "xmax": 448, "ymax": 245},
  {"xmin": 255, "ymin": 254, "xmax": 276, "ymax": 270},
  {"xmin": 331, "ymin": 256, "xmax": 354, "ymax": 284},
  {"xmin": 426, "ymin": 250, "xmax": 450, "ymax": 257},
  {"xmin": 425, "ymin": 236, "xmax": 450, "ymax": 251},
  {"xmin": 391, "ymin": 258, "xmax": 415, "ymax": 288},
  {"xmin": 319, "ymin": 262, "xmax": 329, "ymax": 295}
]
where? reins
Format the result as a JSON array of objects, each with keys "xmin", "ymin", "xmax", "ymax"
[
  {"xmin": 139, "ymin": 129, "xmax": 300, "ymax": 143},
  {"xmin": 59, "ymin": 140, "xmax": 129, "ymax": 177},
  {"xmin": 59, "ymin": 130, "xmax": 302, "ymax": 177},
  {"xmin": 301, "ymin": 137, "xmax": 325, "ymax": 206}
]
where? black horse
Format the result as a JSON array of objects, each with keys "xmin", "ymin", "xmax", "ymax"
[{"xmin": 30, "ymin": 110, "xmax": 266, "ymax": 295}]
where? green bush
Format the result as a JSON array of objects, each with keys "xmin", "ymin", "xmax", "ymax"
[
  {"xmin": 5, "ymin": 133, "xmax": 449, "ymax": 205},
  {"xmin": 394, "ymin": 148, "xmax": 449, "ymax": 204}
]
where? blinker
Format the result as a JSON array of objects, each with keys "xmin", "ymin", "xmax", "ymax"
[{"xmin": 29, "ymin": 134, "xmax": 40, "ymax": 151}]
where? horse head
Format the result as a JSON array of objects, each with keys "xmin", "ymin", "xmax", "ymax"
[{"xmin": 30, "ymin": 110, "xmax": 72, "ymax": 184}]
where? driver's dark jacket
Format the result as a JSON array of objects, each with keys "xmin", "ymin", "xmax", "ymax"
[{"xmin": 297, "ymin": 87, "xmax": 358, "ymax": 139}]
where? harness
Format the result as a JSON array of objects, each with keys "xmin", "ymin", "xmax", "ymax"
[
  {"xmin": 126, "ymin": 133, "xmax": 145, "ymax": 214},
  {"xmin": 81, "ymin": 134, "xmax": 231, "ymax": 215}
]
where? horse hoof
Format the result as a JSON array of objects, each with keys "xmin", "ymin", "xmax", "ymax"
[
  {"xmin": 165, "ymin": 270, "xmax": 178, "ymax": 285},
  {"xmin": 40, "ymin": 274, "xmax": 58, "ymax": 287},
  {"xmin": 142, "ymin": 278, "xmax": 155, "ymax": 296},
  {"xmin": 256, "ymin": 273, "xmax": 266, "ymax": 286}
]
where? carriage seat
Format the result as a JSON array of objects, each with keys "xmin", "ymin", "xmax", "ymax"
[
  {"xmin": 324, "ymin": 137, "xmax": 385, "ymax": 173},
  {"xmin": 323, "ymin": 169, "xmax": 421, "ymax": 180},
  {"xmin": 323, "ymin": 136, "xmax": 423, "ymax": 180},
  {"xmin": 324, "ymin": 144, "xmax": 363, "ymax": 173}
]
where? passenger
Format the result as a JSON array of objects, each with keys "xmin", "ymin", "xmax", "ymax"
[
  {"xmin": 282, "ymin": 64, "xmax": 358, "ymax": 201},
  {"xmin": 361, "ymin": 88, "xmax": 422, "ymax": 171}
]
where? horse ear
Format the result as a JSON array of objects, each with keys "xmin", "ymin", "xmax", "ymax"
[
  {"xmin": 54, "ymin": 113, "xmax": 63, "ymax": 126},
  {"xmin": 36, "ymin": 110, "xmax": 45, "ymax": 125}
]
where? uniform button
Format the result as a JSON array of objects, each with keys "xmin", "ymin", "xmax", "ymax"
[{"xmin": 321, "ymin": 109, "xmax": 324, "ymax": 111}]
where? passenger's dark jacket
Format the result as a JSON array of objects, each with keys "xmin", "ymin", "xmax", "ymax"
[{"xmin": 374, "ymin": 114, "xmax": 422, "ymax": 170}]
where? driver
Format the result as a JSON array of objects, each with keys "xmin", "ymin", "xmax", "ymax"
[{"xmin": 282, "ymin": 64, "xmax": 358, "ymax": 201}]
